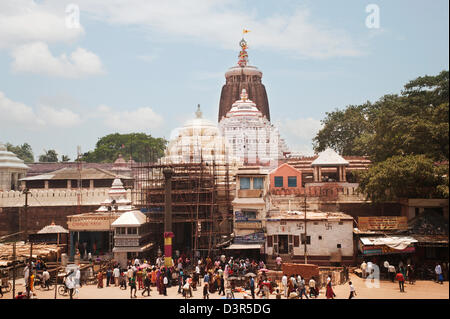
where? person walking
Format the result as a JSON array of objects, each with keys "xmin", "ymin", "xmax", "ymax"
[
  {"xmin": 137, "ymin": 268, "xmax": 143, "ymax": 290},
  {"xmin": 298, "ymin": 276, "xmax": 308, "ymax": 299},
  {"xmin": 435, "ymin": 263, "xmax": 443, "ymax": 284},
  {"xmin": 66, "ymin": 275, "xmax": 76, "ymax": 300},
  {"xmin": 129, "ymin": 274, "xmax": 137, "ymax": 298},
  {"xmin": 407, "ymin": 265, "xmax": 415, "ymax": 284},
  {"xmin": 113, "ymin": 266, "xmax": 120, "ymax": 286},
  {"xmin": 361, "ymin": 261, "xmax": 367, "ymax": 278},
  {"xmin": 309, "ymin": 276, "xmax": 317, "ymax": 298},
  {"xmin": 249, "ymin": 276, "xmax": 255, "ymax": 299},
  {"xmin": 325, "ymin": 275, "xmax": 336, "ymax": 299},
  {"xmin": 142, "ymin": 274, "xmax": 151, "ymax": 297},
  {"xmin": 348, "ymin": 281, "xmax": 356, "ymax": 299},
  {"xmin": 282, "ymin": 274, "xmax": 288, "ymax": 297},
  {"xmin": 162, "ymin": 275, "xmax": 168, "ymax": 296},
  {"xmin": 97, "ymin": 271, "xmax": 103, "ymax": 288},
  {"xmin": 41, "ymin": 268, "xmax": 50, "ymax": 290},
  {"xmin": 218, "ymin": 274, "xmax": 225, "ymax": 296},
  {"xmin": 203, "ymin": 283, "xmax": 209, "ymax": 299},
  {"xmin": 106, "ymin": 268, "xmax": 112, "ymax": 287},
  {"xmin": 388, "ymin": 264, "xmax": 396, "ymax": 282},
  {"xmin": 396, "ymin": 271, "xmax": 405, "ymax": 292}
]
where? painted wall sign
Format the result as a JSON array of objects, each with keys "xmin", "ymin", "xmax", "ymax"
[{"xmin": 358, "ymin": 216, "xmax": 408, "ymax": 231}]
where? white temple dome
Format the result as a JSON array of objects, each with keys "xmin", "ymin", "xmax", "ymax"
[{"xmin": 0, "ymin": 142, "xmax": 30, "ymax": 170}]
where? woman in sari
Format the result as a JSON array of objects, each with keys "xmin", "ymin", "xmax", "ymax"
[{"xmin": 326, "ymin": 275, "xmax": 335, "ymax": 299}]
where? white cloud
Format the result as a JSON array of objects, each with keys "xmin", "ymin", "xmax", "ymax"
[
  {"xmin": 38, "ymin": 105, "xmax": 82, "ymax": 127},
  {"xmin": 95, "ymin": 105, "xmax": 164, "ymax": 132},
  {"xmin": 278, "ymin": 117, "xmax": 323, "ymax": 155},
  {"xmin": 76, "ymin": 0, "xmax": 362, "ymax": 59},
  {"xmin": 11, "ymin": 42, "xmax": 105, "ymax": 78},
  {"xmin": 0, "ymin": 0, "xmax": 84, "ymax": 49},
  {"xmin": 0, "ymin": 90, "xmax": 81, "ymax": 128}
]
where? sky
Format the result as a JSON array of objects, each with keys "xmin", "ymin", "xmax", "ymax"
[{"xmin": 0, "ymin": 0, "xmax": 448, "ymax": 161}]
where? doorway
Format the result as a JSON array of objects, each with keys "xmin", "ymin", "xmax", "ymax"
[{"xmin": 278, "ymin": 235, "xmax": 288, "ymax": 254}]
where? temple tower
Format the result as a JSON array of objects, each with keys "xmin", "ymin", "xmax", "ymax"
[{"xmin": 218, "ymin": 38, "xmax": 270, "ymax": 121}]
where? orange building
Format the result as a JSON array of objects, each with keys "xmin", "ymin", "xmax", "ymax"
[{"xmin": 269, "ymin": 163, "xmax": 303, "ymax": 193}]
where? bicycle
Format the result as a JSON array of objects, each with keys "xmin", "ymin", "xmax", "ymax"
[{"xmin": 58, "ymin": 284, "xmax": 79, "ymax": 298}]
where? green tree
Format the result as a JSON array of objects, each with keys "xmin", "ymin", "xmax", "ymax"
[
  {"xmin": 81, "ymin": 133, "xmax": 167, "ymax": 163},
  {"xmin": 312, "ymin": 103, "xmax": 372, "ymax": 156},
  {"xmin": 61, "ymin": 155, "xmax": 71, "ymax": 162},
  {"xmin": 6, "ymin": 143, "xmax": 35, "ymax": 163},
  {"xmin": 357, "ymin": 155, "xmax": 448, "ymax": 203},
  {"xmin": 39, "ymin": 149, "xmax": 59, "ymax": 162},
  {"xmin": 313, "ymin": 70, "xmax": 449, "ymax": 162}
]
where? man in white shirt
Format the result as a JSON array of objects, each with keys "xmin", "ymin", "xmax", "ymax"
[
  {"xmin": 127, "ymin": 266, "xmax": 134, "ymax": 281},
  {"xmin": 281, "ymin": 274, "xmax": 288, "ymax": 297},
  {"xmin": 361, "ymin": 261, "xmax": 367, "ymax": 278},
  {"xmin": 42, "ymin": 268, "xmax": 50, "ymax": 290},
  {"xmin": 388, "ymin": 264, "xmax": 396, "ymax": 282},
  {"xmin": 113, "ymin": 266, "xmax": 120, "ymax": 286}
]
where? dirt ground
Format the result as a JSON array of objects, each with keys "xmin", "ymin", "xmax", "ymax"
[{"xmin": 1, "ymin": 273, "xmax": 448, "ymax": 300}]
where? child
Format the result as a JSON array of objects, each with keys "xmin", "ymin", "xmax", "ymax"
[
  {"xmin": 348, "ymin": 281, "xmax": 356, "ymax": 299},
  {"xmin": 203, "ymin": 283, "xmax": 209, "ymax": 299}
]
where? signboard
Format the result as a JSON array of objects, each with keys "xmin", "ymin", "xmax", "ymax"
[
  {"xmin": 234, "ymin": 231, "xmax": 265, "ymax": 244},
  {"xmin": 68, "ymin": 216, "xmax": 115, "ymax": 231},
  {"xmin": 115, "ymin": 238, "xmax": 140, "ymax": 247},
  {"xmin": 235, "ymin": 220, "xmax": 262, "ymax": 230},
  {"xmin": 358, "ymin": 216, "xmax": 408, "ymax": 231}
]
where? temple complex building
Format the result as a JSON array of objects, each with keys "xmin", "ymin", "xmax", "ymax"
[{"xmin": 0, "ymin": 142, "xmax": 29, "ymax": 191}]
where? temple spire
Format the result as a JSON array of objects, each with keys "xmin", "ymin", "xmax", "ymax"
[
  {"xmin": 195, "ymin": 104, "xmax": 203, "ymax": 118},
  {"xmin": 238, "ymin": 38, "xmax": 249, "ymax": 67}
]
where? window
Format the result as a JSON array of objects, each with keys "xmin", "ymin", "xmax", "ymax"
[
  {"xmin": 243, "ymin": 211, "xmax": 257, "ymax": 219},
  {"xmin": 116, "ymin": 227, "xmax": 126, "ymax": 235},
  {"xmin": 294, "ymin": 236, "xmax": 300, "ymax": 247},
  {"xmin": 301, "ymin": 234, "xmax": 311, "ymax": 245},
  {"xmin": 274, "ymin": 176, "xmax": 283, "ymax": 187},
  {"xmin": 337, "ymin": 244, "xmax": 341, "ymax": 248},
  {"xmin": 318, "ymin": 236, "xmax": 322, "ymax": 240},
  {"xmin": 288, "ymin": 176, "xmax": 297, "ymax": 187},
  {"xmin": 280, "ymin": 221, "xmax": 287, "ymax": 226},
  {"xmin": 313, "ymin": 221, "xmax": 319, "ymax": 225},
  {"xmin": 127, "ymin": 227, "xmax": 137, "ymax": 235},
  {"xmin": 253, "ymin": 177, "xmax": 264, "ymax": 189},
  {"xmin": 240, "ymin": 177, "xmax": 250, "ymax": 189},
  {"xmin": 338, "ymin": 221, "xmax": 344, "ymax": 225}
]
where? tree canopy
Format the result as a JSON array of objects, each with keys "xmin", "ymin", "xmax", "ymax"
[
  {"xmin": 81, "ymin": 133, "xmax": 167, "ymax": 163},
  {"xmin": 313, "ymin": 70, "xmax": 449, "ymax": 201},
  {"xmin": 313, "ymin": 70, "xmax": 449, "ymax": 162},
  {"xmin": 38, "ymin": 149, "xmax": 59, "ymax": 162},
  {"xmin": 6, "ymin": 143, "xmax": 34, "ymax": 163}
]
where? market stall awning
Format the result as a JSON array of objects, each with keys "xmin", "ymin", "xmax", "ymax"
[
  {"xmin": 225, "ymin": 243, "xmax": 262, "ymax": 250},
  {"xmin": 360, "ymin": 236, "xmax": 418, "ymax": 250},
  {"xmin": 359, "ymin": 236, "xmax": 417, "ymax": 256}
]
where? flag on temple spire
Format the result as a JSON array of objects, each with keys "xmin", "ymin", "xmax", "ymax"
[{"xmin": 243, "ymin": 29, "xmax": 250, "ymax": 34}]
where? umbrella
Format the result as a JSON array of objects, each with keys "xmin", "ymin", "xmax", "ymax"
[
  {"xmin": 245, "ymin": 273, "xmax": 256, "ymax": 277},
  {"xmin": 37, "ymin": 223, "xmax": 69, "ymax": 234},
  {"xmin": 259, "ymin": 268, "xmax": 269, "ymax": 272},
  {"xmin": 141, "ymin": 263, "xmax": 150, "ymax": 268},
  {"xmin": 228, "ymin": 276, "xmax": 238, "ymax": 280}
]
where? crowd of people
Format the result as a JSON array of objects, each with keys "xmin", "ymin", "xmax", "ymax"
[{"xmin": 359, "ymin": 259, "xmax": 448, "ymax": 293}]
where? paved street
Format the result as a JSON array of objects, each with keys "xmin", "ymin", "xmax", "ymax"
[{"xmin": 1, "ymin": 273, "xmax": 448, "ymax": 300}]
